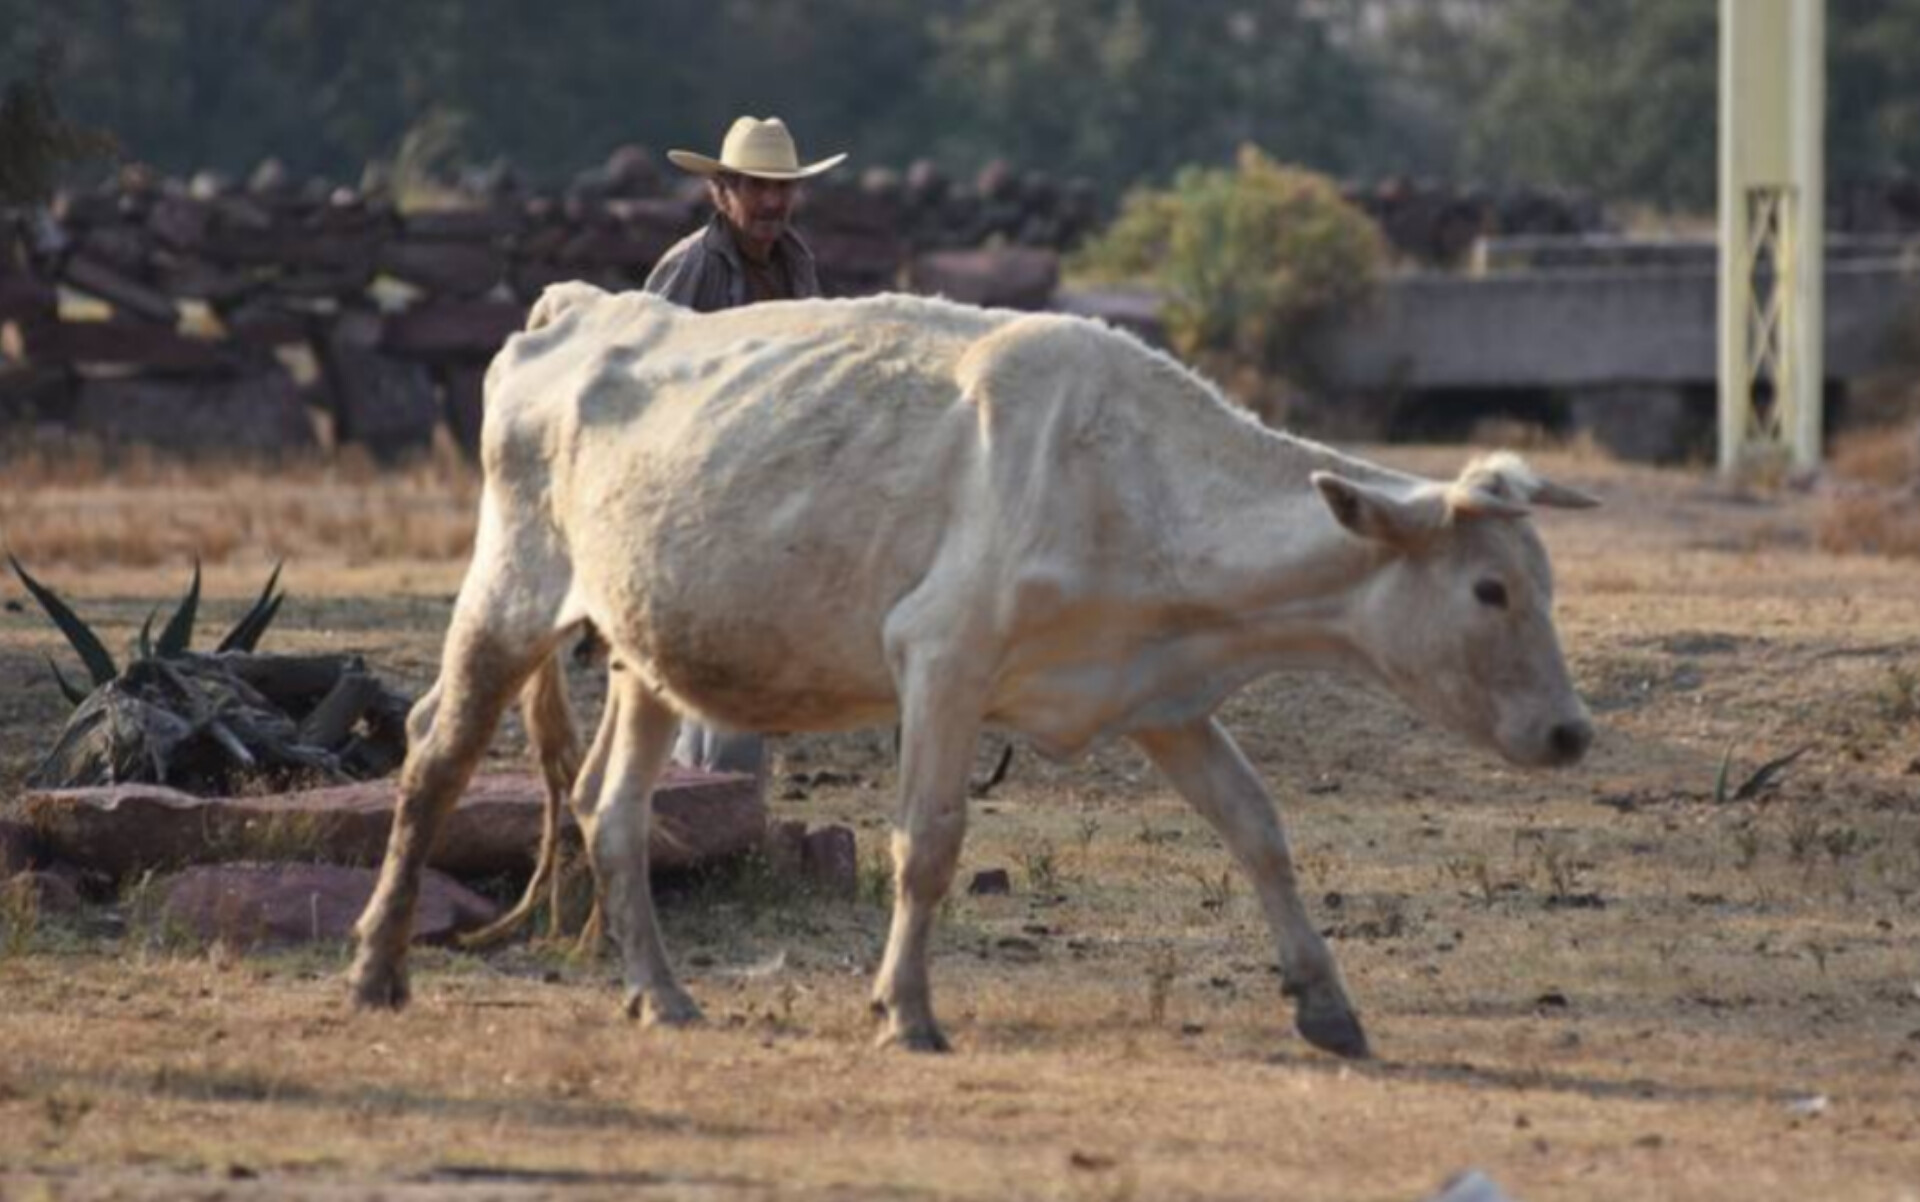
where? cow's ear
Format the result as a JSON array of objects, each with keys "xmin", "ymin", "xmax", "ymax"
[{"xmin": 1312, "ymin": 472, "xmax": 1448, "ymax": 546}]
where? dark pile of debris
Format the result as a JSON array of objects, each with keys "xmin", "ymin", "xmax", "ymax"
[{"xmin": 0, "ymin": 558, "xmax": 853, "ymax": 951}]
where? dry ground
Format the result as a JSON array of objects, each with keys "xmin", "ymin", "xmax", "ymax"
[{"xmin": 1, "ymin": 443, "xmax": 1917, "ymax": 1201}]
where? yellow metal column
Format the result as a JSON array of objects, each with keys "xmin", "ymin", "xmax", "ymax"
[{"xmin": 1718, "ymin": 0, "xmax": 1825, "ymax": 476}]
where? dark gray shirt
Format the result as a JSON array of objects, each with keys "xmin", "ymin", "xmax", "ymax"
[{"xmin": 642, "ymin": 213, "xmax": 823, "ymax": 312}]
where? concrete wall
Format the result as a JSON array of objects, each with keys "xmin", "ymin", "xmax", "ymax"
[{"xmin": 1313, "ymin": 261, "xmax": 1920, "ymax": 391}]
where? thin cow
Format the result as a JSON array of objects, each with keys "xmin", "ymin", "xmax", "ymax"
[{"xmin": 350, "ymin": 283, "xmax": 1596, "ymax": 1058}]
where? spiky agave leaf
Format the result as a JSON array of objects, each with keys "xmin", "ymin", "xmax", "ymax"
[
  {"xmin": 216, "ymin": 561, "xmax": 284, "ymax": 654},
  {"xmin": 134, "ymin": 605, "xmax": 158, "ymax": 661},
  {"xmin": 226, "ymin": 592, "xmax": 283, "ymax": 653},
  {"xmin": 8, "ymin": 553, "xmax": 117, "ymax": 685},
  {"xmin": 46, "ymin": 655, "xmax": 89, "ymax": 707},
  {"xmin": 155, "ymin": 556, "xmax": 200, "ymax": 658}
]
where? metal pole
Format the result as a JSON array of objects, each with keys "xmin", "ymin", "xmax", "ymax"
[
  {"xmin": 1789, "ymin": 0, "xmax": 1825, "ymax": 474},
  {"xmin": 1718, "ymin": 0, "xmax": 1825, "ymax": 477}
]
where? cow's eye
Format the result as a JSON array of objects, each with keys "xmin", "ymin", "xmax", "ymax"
[{"xmin": 1474, "ymin": 580, "xmax": 1509, "ymax": 609}]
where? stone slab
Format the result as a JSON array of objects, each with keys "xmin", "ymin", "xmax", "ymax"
[
  {"xmin": 157, "ymin": 861, "xmax": 494, "ymax": 947},
  {"xmin": 22, "ymin": 769, "xmax": 764, "ymax": 881}
]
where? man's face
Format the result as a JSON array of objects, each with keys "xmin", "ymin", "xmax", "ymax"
[{"xmin": 713, "ymin": 173, "xmax": 799, "ymax": 252}]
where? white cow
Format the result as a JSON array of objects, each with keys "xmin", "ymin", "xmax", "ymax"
[{"xmin": 350, "ymin": 283, "xmax": 1596, "ymax": 1058}]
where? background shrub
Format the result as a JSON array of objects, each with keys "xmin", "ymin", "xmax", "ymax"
[{"xmin": 1074, "ymin": 146, "xmax": 1385, "ymax": 386}]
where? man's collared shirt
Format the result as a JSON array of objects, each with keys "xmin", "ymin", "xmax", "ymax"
[{"xmin": 642, "ymin": 213, "xmax": 822, "ymax": 311}]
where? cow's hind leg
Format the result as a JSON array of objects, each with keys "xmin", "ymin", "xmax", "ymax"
[
  {"xmin": 1132, "ymin": 718, "xmax": 1369, "ymax": 1059},
  {"xmin": 578, "ymin": 667, "xmax": 697, "ymax": 1026},
  {"xmin": 456, "ymin": 656, "xmax": 583, "ymax": 950},
  {"xmin": 349, "ymin": 578, "xmax": 559, "ymax": 1009},
  {"xmin": 871, "ymin": 650, "xmax": 982, "ymax": 1052}
]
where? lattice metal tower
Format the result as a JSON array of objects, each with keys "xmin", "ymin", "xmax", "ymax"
[{"xmin": 1719, "ymin": 0, "xmax": 1825, "ymax": 475}]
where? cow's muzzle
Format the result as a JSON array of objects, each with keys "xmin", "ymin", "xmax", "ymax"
[{"xmin": 1544, "ymin": 718, "xmax": 1593, "ymax": 767}]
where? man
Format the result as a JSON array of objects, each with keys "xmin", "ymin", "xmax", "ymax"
[
  {"xmin": 643, "ymin": 115, "xmax": 846, "ymax": 776},
  {"xmin": 646, "ymin": 115, "xmax": 846, "ymax": 312}
]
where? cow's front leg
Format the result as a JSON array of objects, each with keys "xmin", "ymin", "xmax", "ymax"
[
  {"xmin": 1132, "ymin": 718, "xmax": 1369, "ymax": 1059},
  {"xmin": 351, "ymin": 630, "xmax": 537, "ymax": 1009},
  {"xmin": 578, "ymin": 672, "xmax": 701, "ymax": 1027},
  {"xmin": 872, "ymin": 652, "xmax": 983, "ymax": 1053}
]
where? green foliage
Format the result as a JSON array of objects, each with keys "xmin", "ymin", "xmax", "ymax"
[
  {"xmin": 387, "ymin": 107, "xmax": 475, "ymax": 214},
  {"xmin": 1075, "ymin": 146, "xmax": 1384, "ymax": 376},
  {"xmin": 9, "ymin": 556, "xmax": 287, "ymax": 707},
  {"xmin": 8, "ymin": 554, "xmax": 118, "ymax": 686},
  {"xmin": 8, "ymin": 1, "xmax": 1920, "ymax": 211},
  {"xmin": 1457, "ymin": 0, "xmax": 1719, "ymax": 208},
  {"xmin": 923, "ymin": 0, "xmax": 1380, "ymax": 187},
  {"xmin": 0, "ymin": 46, "xmax": 113, "ymax": 205}
]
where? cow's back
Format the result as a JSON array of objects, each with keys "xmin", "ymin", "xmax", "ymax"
[{"xmin": 491, "ymin": 288, "xmax": 1022, "ymax": 728}]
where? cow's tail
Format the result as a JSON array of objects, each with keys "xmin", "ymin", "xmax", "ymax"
[{"xmin": 455, "ymin": 653, "xmax": 584, "ymax": 950}]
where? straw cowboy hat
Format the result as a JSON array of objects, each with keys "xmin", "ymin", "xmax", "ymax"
[{"xmin": 667, "ymin": 116, "xmax": 847, "ymax": 181}]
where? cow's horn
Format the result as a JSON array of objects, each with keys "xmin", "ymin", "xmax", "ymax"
[
  {"xmin": 1526, "ymin": 478, "xmax": 1601, "ymax": 509},
  {"xmin": 1450, "ymin": 487, "xmax": 1530, "ymax": 520}
]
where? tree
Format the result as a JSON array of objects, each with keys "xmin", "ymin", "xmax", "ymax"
[
  {"xmin": 0, "ymin": 45, "xmax": 113, "ymax": 206},
  {"xmin": 923, "ymin": 0, "xmax": 1384, "ymax": 187},
  {"xmin": 1455, "ymin": 0, "xmax": 1718, "ymax": 209}
]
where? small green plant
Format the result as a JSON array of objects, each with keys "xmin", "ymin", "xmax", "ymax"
[
  {"xmin": 1074, "ymin": 146, "xmax": 1385, "ymax": 383},
  {"xmin": 1144, "ymin": 944, "xmax": 1179, "ymax": 1026},
  {"xmin": 1820, "ymin": 824, "xmax": 1874, "ymax": 865},
  {"xmin": 120, "ymin": 869, "xmax": 199, "ymax": 955},
  {"xmin": 1133, "ymin": 818, "xmax": 1181, "ymax": 846},
  {"xmin": 1022, "ymin": 839, "xmax": 1061, "ymax": 895},
  {"xmin": 1785, "ymin": 811, "xmax": 1824, "ymax": 866},
  {"xmin": 1442, "ymin": 854, "xmax": 1499, "ymax": 906},
  {"xmin": 1715, "ymin": 742, "xmax": 1811, "ymax": 804},
  {"xmin": 1732, "ymin": 823, "xmax": 1764, "ymax": 870},
  {"xmin": 1075, "ymin": 816, "xmax": 1102, "ymax": 860},
  {"xmin": 1189, "ymin": 866, "xmax": 1234, "ymax": 917},
  {"xmin": 1533, "ymin": 839, "xmax": 1586, "ymax": 901},
  {"xmin": 1876, "ymin": 663, "xmax": 1920, "ymax": 726},
  {"xmin": 858, "ymin": 847, "xmax": 893, "ymax": 910},
  {"xmin": 386, "ymin": 106, "xmax": 476, "ymax": 215},
  {"xmin": 2, "ymin": 876, "xmax": 40, "ymax": 958}
]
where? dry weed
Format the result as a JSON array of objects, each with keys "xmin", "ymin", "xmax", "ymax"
[
  {"xmin": 1815, "ymin": 488, "xmax": 1920, "ymax": 558},
  {"xmin": 1817, "ymin": 421, "xmax": 1920, "ymax": 558},
  {"xmin": 0, "ymin": 443, "xmax": 479, "ymax": 569}
]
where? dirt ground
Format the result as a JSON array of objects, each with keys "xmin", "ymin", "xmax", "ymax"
[{"xmin": 1, "ymin": 443, "xmax": 1917, "ymax": 1201}]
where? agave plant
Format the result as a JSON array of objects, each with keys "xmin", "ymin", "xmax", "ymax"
[{"xmin": 9, "ymin": 556, "xmax": 411, "ymax": 794}]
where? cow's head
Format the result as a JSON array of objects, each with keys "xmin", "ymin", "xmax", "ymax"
[{"xmin": 1311, "ymin": 453, "xmax": 1597, "ymax": 769}]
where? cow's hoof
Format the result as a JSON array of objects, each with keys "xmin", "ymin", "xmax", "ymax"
[
  {"xmin": 625, "ymin": 987, "xmax": 704, "ymax": 1028},
  {"xmin": 1296, "ymin": 1007, "xmax": 1371, "ymax": 1060},
  {"xmin": 347, "ymin": 955, "xmax": 409, "ymax": 1012}
]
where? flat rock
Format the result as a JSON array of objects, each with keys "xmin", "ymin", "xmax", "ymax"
[
  {"xmin": 157, "ymin": 861, "xmax": 493, "ymax": 947},
  {"xmin": 22, "ymin": 769, "xmax": 764, "ymax": 880},
  {"xmin": 3, "ymin": 870, "xmax": 83, "ymax": 919},
  {"xmin": 322, "ymin": 310, "xmax": 439, "ymax": 459},
  {"xmin": 381, "ymin": 300, "xmax": 527, "ymax": 360},
  {"xmin": 71, "ymin": 369, "xmax": 316, "ymax": 455},
  {"xmin": 800, "ymin": 825, "xmax": 858, "ymax": 899},
  {"xmin": 967, "ymin": 867, "xmax": 1012, "ymax": 896}
]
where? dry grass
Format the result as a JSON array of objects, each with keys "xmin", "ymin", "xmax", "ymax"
[
  {"xmin": 0, "ymin": 441, "xmax": 479, "ymax": 572},
  {"xmin": 1817, "ymin": 422, "xmax": 1920, "ymax": 558}
]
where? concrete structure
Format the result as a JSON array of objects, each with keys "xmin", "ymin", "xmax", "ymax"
[
  {"xmin": 1718, "ymin": 0, "xmax": 1825, "ymax": 475},
  {"xmin": 1313, "ymin": 259, "xmax": 1917, "ymax": 393}
]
